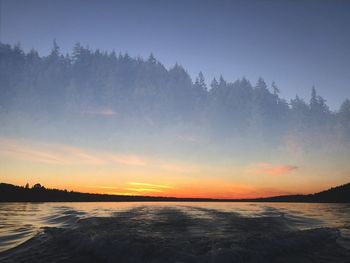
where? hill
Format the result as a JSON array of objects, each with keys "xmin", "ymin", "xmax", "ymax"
[
  {"xmin": 309, "ymin": 183, "xmax": 350, "ymax": 202},
  {"xmin": 247, "ymin": 183, "xmax": 350, "ymax": 203}
]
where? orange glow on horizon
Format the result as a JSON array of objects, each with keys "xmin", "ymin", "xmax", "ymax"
[
  {"xmin": 1, "ymin": 175, "xmax": 342, "ymax": 199},
  {"xmin": 74, "ymin": 180, "xmax": 295, "ymax": 199},
  {"xmin": 1, "ymin": 137, "xmax": 347, "ymax": 200}
]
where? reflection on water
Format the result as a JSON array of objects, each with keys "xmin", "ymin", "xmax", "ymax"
[{"xmin": 0, "ymin": 202, "xmax": 350, "ymax": 262}]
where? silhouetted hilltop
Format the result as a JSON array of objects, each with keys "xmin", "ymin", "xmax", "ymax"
[
  {"xmin": 309, "ymin": 183, "xmax": 350, "ymax": 202},
  {"xmin": 0, "ymin": 182, "xmax": 349, "ymax": 203},
  {"xmin": 248, "ymin": 183, "xmax": 350, "ymax": 203}
]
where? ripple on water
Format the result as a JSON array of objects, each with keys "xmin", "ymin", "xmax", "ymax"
[{"xmin": 0, "ymin": 202, "xmax": 349, "ymax": 261}]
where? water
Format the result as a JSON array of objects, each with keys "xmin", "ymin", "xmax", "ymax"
[{"xmin": 0, "ymin": 202, "xmax": 349, "ymax": 262}]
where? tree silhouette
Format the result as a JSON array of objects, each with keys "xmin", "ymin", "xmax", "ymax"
[{"xmin": 0, "ymin": 42, "xmax": 349, "ymax": 143}]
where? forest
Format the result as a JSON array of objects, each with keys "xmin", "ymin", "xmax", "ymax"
[{"xmin": 1, "ymin": 42, "xmax": 350, "ymax": 144}]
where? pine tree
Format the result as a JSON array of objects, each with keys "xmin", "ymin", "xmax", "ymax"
[
  {"xmin": 310, "ymin": 86, "xmax": 318, "ymax": 111},
  {"xmin": 148, "ymin": 53, "xmax": 157, "ymax": 65},
  {"xmin": 50, "ymin": 39, "xmax": 60, "ymax": 58},
  {"xmin": 256, "ymin": 77, "xmax": 267, "ymax": 90},
  {"xmin": 194, "ymin": 72, "xmax": 207, "ymax": 92},
  {"xmin": 210, "ymin": 78, "xmax": 219, "ymax": 90},
  {"xmin": 272, "ymin": 81, "xmax": 280, "ymax": 96}
]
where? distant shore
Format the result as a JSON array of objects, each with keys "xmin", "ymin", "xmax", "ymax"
[{"xmin": 0, "ymin": 182, "xmax": 349, "ymax": 203}]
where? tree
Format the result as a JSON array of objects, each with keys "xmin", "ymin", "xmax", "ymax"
[
  {"xmin": 147, "ymin": 53, "xmax": 157, "ymax": 65},
  {"xmin": 291, "ymin": 95, "xmax": 308, "ymax": 111},
  {"xmin": 193, "ymin": 72, "xmax": 207, "ymax": 117},
  {"xmin": 271, "ymin": 81, "xmax": 280, "ymax": 96},
  {"xmin": 72, "ymin": 43, "xmax": 90, "ymax": 63},
  {"xmin": 338, "ymin": 99, "xmax": 350, "ymax": 131},
  {"xmin": 256, "ymin": 77, "xmax": 267, "ymax": 90},
  {"xmin": 317, "ymin": 95, "xmax": 329, "ymax": 114},
  {"xmin": 309, "ymin": 86, "xmax": 330, "ymax": 116},
  {"xmin": 339, "ymin": 99, "xmax": 350, "ymax": 117},
  {"xmin": 210, "ymin": 78, "xmax": 219, "ymax": 91},
  {"xmin": 310, "ymin": 86, "xmax": 318, "ymax": 111},
  {"xmin": 33, "ymin": 183, "xmax": 45, "ymax": 189},
  {"xmin": 218, "ymin": 75, "xmax": 226, "ymax": 88},
  {"xmin": 194, "ymin": 72, "xmax": 206, "ymax": 91},
  {"xmin": 289, "ymin": 95, "xmax": 309, "ymax": 126},
  {"xmin": 50, "ymin": 39, "xmax": 60, "ymax": 59},
  {"xmin": 194, "ymin": 72, "xmax": 207, "ymax": 98}
]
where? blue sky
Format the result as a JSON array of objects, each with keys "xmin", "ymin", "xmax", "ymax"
[{"xmin": 1, "ymin": 0, "xmax": 350, "ymax": 109}]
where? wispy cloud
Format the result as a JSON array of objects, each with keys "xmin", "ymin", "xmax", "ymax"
[
  {"xmin": 112, "ymin": 182, "xmax": 175, "ymax": 195},
  {"xmin": 0, "ymin": 138, "xmax": 71, "ymax": 165},
  {"xmin": 93, "ymin": 186, "xmax": 122, "ymax": 190},
  {"xmin": 128, "ymin": 182, "xmax": 173, "ymax": 189},
  {"xmin": 0, "ymin": 138, "xmax": 147, "ymax": 167},
  {"xmin": 81, "ymin": 109, "xmax": 117, "ymax": 116},
  {"xmin": 125, "ymin": 187, "xmax": 165, "ymax": 193},
  {"xmin": 0, "ymin": 138, "xmax": 197, "ymax": 177},
  {"xmin": 106, "ymin": 154, "xmax": 148, "ymax": 166},
  {"xmin": 247, "ymin": 162, "xmax": 298, "ymax": 176}
]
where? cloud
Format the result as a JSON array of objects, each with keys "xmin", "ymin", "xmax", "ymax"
[
  {"xmin": 114, "ymin": 182, "xmax": 175, "ymax": 195},
  {"xmin": 0, "ymin": 138, "xmax": 71, "ymax": 165},
  {"xmin": 247, "ymin": 162, "xmax": 298, "ymax": 176},
  {"xmin": 0, "ymin": 138, "xmax": 197, "ymax": 176},
  {"xmin": 125, "ymin": 187, "xmax": 164, "ymax": 193},
  {"xmin": 128, "ymin": 182, "xmax": 173, "ymax": 189},
  {"xmin": 57, "ymin": 145, "xmax": 107, "ymax": 165},
  {"xmin": 81, "ymin": 109, "xmax": 117, "ymax": 116},
  {"xmin": 0, "ymin": 138, "xmax": 147, "ymax": 167},
  {"xmin": 90, "ymin": 182, "xmax": 173, "ymax": 195},
  {"xmin": 93, "ymin": 186, "xmax": 123, "ymax": 190},
  {"xmin": 106, "ymin": 154, "xmax": 148, "ymax": 166}
]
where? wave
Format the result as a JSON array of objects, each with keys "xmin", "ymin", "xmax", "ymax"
[{"xmin": 0, "ymin": 206, "xmax": 349, "ymax": 262}]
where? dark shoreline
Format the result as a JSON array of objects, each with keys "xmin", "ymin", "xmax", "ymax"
[{"xmin": 1, "ymin": 182, "xmax": 349, "ymax": 203}]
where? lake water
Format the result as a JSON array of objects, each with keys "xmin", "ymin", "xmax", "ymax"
[{"xmin": 0, "ymin": 202, "xmax": 350, "ymax": 262}]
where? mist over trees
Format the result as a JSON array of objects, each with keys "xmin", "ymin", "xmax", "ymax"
[{"xmin": 1, "ymin": 42, "xmax": 349, "ymax": 145}]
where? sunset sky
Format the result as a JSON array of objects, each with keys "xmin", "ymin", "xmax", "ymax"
[
  {"xmin": 1, "ymin": 122, "xmax": 348, "ymax": 198},
  {"xmin": 0, "ymin": 0, "xmax": 349, "ymax": 198}
]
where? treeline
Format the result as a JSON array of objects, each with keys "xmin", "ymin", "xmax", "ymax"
[
  {"xmin": 0, "ymin": 183, "xmax": 216, "ymax": 202},
  {"xmin": 1, "ymin": 42, "xmax": 350, "ymax": 140},
  {"xmin": 1, "ymin": 182, "xmax": 349, "ymax": 203}
]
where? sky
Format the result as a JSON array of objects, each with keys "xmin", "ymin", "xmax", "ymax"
[
  {"xmin": 0, "ymin": 0, "xmax": 350, "ymax": 198},
  {"xmin": 1, "ymin": 0, "xmax": 350, "ymax": 109}
]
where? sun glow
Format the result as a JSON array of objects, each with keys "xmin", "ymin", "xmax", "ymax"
[{"xmin": 0, "ymin": 137, "xmax": 345, "ymax": 199}]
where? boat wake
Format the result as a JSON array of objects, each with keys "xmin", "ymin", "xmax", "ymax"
[{"xmin": 0, "ymin": 206, "xmax": 349, "ymax": 262}]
